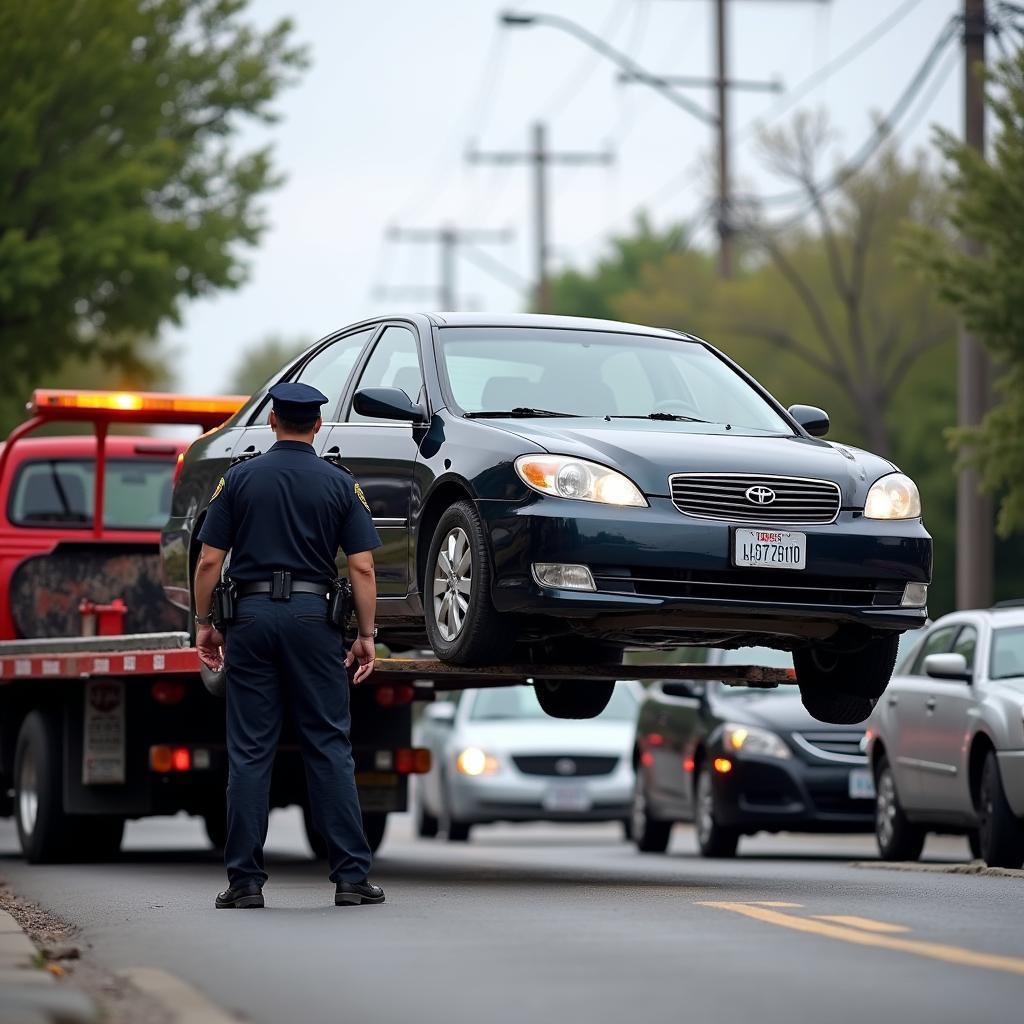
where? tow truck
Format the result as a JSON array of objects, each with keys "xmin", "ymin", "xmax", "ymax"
[{"xmin": 0, "ymin": 389, "xmax": 792, "ymax": 863}]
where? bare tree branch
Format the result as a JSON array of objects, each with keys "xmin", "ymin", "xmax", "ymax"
[{"xmin": 726, "ymin": 324, "xmax": 838, "ymax": 379}]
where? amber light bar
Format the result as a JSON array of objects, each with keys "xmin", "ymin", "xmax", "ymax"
[{"xmin": 30, "ymin": 389, "xmax": 247, "ymax": 424}]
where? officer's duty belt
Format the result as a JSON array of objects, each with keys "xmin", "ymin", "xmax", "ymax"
[{"xmin": 237, "ymin": 576, "xmax": 330, "ymax": 600}]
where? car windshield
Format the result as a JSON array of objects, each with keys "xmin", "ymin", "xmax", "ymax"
[
  {"xmin": 438, "ymin": 328, "xmax": 791, "ymax": 432},
  {"xmin": 714, "ymin": 647, "xmax": 797, "ymax": 697},
  {"xmin": 469, "ymin": 685, "xmax": 638, "ymax": 722},
  {"xmin": 990, "ymin": 626, "xmax": 1024, "ymax": 684},
  {"xmin": 9, "ymin": 459, "xmax": 174, "ymax": 530}
]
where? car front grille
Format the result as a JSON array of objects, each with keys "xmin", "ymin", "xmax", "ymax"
[
  {"xmin": 669, "ymin": 473, "xmax": 842, "ymax": 525},
  {"xmin": 512, "ymin": 755, "xmax": 619, "ymax": 777},
  {"xmin": 791, "ymin": 731, "xmax": 867, "ymax": 763}
]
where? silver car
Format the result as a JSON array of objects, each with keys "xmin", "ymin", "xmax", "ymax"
[
  {"xmin": 413, "ymin": 684, "xmax": 640, "ymax": 841},
  {"xmin": 867, "ymin": 604, "xmax": 1024, "ymax": 867}
]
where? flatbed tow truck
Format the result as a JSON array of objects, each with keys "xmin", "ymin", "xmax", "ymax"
[{"xmin": 0, "ymin": 389, "xmax": 791, "ymax": 864}]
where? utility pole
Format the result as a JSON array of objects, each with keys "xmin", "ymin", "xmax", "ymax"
[
  {"xmin": 467, "ymin": 122, "xmax": 613, "ymax": 312},
  {"xmin": 957, "ymin": 0, "xmax": 992, "ymax": 609},
  {"xmin": 382, "ymin": 225, "xmax": 513, "ymax": 311}
]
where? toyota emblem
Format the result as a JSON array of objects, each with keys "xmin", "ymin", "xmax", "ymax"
[
  {"xmin": 554, "ymin": 758, "xmax": 576, "ymax": 776},
  {"xmin": 745, "ymin": 485, "xmax": 776, "ymax": 505}
]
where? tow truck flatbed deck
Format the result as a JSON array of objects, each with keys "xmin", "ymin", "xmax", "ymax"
[{"xmin": 0, "ymin": 633, "xmax": 791, "ymax": 688}]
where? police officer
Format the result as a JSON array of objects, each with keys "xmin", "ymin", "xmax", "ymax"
[{"xmin": 192, "ymin": 381, "xmax": 385, "ymax": 909}]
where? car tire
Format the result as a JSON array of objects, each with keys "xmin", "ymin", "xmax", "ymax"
[
  {"xmin": 415, "ymin": 797, "xmax": 440, "ymax": 839},
  {"xmin": 977, "ymin": 751, "xmax": 1024, "ymax": 869},
  {"xmin": 799, "ymin": 688, "xmax": 876, "ymax": 725},
  {"xmin": 968, "ymin": 829, "xmax": 982, "ymax": 860},
  {"xmin": 631, "ymin": 770, "xmax": 672, "ymax": 853},
  {"xmin": 534, "ymin": 679, "xmax": 615, "ymax": 720},
  {"xmin": 425, "ymin": 501, "xmax": 512, "ymax": 665},
  {"xmin": 874, "ymin": 756, "xmax": 925, "ymax": 861},
  {"xmin": 694, "ymin": 764, "xmax": 739, "ymax": 858},
  {"xmin": 15, "ymin": 712, "xmax": 73, "ymax": 863},
  {"xmin": 795, "ymin": 634, "xmax": 899, "ymax": 703}
]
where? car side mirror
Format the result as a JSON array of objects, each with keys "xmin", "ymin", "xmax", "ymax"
[
  {"xmin": 353, "ymin": 387, "xmax": 426, "ymax": 423},
  {"xmin": 923, "ymin": 652, "xmax": 972, "ymax": 682},
  {"xmin": 788, "ymin": 404, "xmax": 830, "ymax": 437},
  {"xmin": 661, "ymin": 680, "xmax": 704, "ymax": 700},
  {"xmin": 424, "ymin": 701, "xmax": 456, "ymax": 724}
]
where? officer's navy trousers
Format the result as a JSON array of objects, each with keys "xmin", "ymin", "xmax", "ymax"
[{"xmin": 224, "ymin": 593, "xmax": 372, "ymax": 887}]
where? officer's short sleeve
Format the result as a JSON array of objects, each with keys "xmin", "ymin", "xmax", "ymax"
[
  {"xmin": 338, "ymin": 476, "xmax": 381, "ymax": 555},
  {"xmin": 197, "ymin": 472, "xmax": 235, "ymax": 550}
]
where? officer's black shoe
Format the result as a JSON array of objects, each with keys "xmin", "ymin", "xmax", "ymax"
[
  {"xmin": 215, "ymin": 883, "xmax": 265, "ymax": 909},
  {"xmin": 335, "ymin": 879, "xmax": 385, "ymax": 907}
]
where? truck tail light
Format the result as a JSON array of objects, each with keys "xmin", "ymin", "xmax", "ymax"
[
  {"xmin": 374, "ymin": 684, "xmax": 415, "ymax": 708},
  {"xmin": 171, "ymin": 747, "xmax": 190, "ymax": 772},
  {"xmin": 151, "ymin": 680, "xmax": 186, "ymax": 705},
  {"xmin": 150, "ymin": 745, "xmax": 208, "ymax": 772},
  {"xmin": 393, "ymin": 748, "xmax": 431, "ymax": 774}
]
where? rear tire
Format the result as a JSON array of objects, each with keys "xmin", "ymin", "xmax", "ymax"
[
  {"xmin": 874, "ymin": 756, "xmax": 925, "ymax": 861},
  {"xmin": 15, "ymin": 712, "xmax": 72, "ymax": 863},
  {"xmin": 425, "ymin": 502, "xmax": 512, "ymax": 665},
  {"xmin": 415, "ymin": 795, "xmax": 440, "ymax": 839},
  {"xmin": 799, "ymin": 688, "xmax": 876, "ymax": 725},
  {"xmin": 534, "ymin": 680, "xmax": 615, "ymax": 720},
  {"xmin": 694, "ymin": 764, "xmax": 739, "ymax": 858},
  {"xmin": 631, "ymin": 770, "xmax": 671, "ymax": 853},
  {"xmin": 977, "ymin": 751, "xmax": 1024, "ymax": 869},
  {"xmin": 795, "ymin": 634, "xmax": 899, "ymax": 714}
]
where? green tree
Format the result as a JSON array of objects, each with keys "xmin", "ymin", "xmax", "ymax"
[
  {"xmin": 227, "ymin": 334, "xmax": 309, "ymax": 395},
  {"xmin": 0, "ymin": 0, "xmax": 306, "ymax": 417},
  {"xmin": 908, "ymin": 48, "xmax": 1024, "ymax": 537}
]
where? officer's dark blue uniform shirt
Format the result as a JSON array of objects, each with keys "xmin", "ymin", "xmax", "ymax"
[{"xmin": 197, "ymin": 442, "xmax": 381, "ymax": 582}]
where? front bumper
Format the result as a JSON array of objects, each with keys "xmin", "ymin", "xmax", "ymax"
[{"xmin": 480, "ymin": 496, "xmax": 931, "ymax": 645}]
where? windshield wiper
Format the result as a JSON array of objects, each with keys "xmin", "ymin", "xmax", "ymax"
[
  {"xmin": 608, "ymin": 412, "xmax": 711, "ymax": 423},
  {"xmin": 464, "ymin": 407, "xmax": 580, "ymax": 418}
]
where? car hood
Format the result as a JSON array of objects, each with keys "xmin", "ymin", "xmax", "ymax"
[
  {"xmin": 482, "ymin": 417, "xmax": 893, "ymax": 500},
  {"xmin": 452, "ymin": 718, "xmax": 635, "ymax": 755},
  {"xmin": 712, "ymin": 690, "xmax": 865, "ymax": 734}
]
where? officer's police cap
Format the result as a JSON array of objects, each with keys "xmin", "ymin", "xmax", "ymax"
[{"xmin": 269, "ymin": 382, "xmax": 330, "ymax": 422}]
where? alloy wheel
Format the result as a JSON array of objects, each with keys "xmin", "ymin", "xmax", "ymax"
[
  {"xmin": 432, "ymin": 527, "xmax": 472, "ymax": 641},
  {"xmin": 18, "ymin": 747, "xmax": 39, "ymax": 838},
  {"xmin": 876, "ymin": 768, "xmax": 897, "ymax": 850}
]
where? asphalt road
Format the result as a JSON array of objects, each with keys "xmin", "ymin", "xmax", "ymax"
[{"xmin": 1, "ymin": 810, "xmax": 1021, "ymax": 1024}]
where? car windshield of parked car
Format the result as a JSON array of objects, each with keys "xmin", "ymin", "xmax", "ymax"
[
  {"xmin": 714, "ymin": 647, "xmax": 796, "ymax": 697},
  {"xmin": 438, "ymin": 328, "xmax": 791, "ymax": 432},
  {"xmin": 470, "ymin": 685, "xmax": 637, "ymax": 722},
  {"xmin": 990, "ymin": 626, "xmax": 1024, "ymax": 683},
  {"xmin": 9, "ymin": 459, "xmax": 174, "ymax": 530}
]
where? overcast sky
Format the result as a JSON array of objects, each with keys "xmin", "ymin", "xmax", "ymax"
[{"xmin": 169, "ymin": 0, "xmax": 963, "ymax": 393}]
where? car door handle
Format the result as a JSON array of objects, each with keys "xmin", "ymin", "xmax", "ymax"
[
  {"xmin": 230, "ymin": 445, "xmax": 261, "ymax": 465},
  {"xmin": 925, "ymin": 698, "xmax": 937, "ymax": 712}
]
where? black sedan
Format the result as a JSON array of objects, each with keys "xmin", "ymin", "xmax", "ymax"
[
  {"xmin": 162, "ymin": 313, "xmax": 931, "ymax": 723},
  {"xmin": 631, "ymin": 648, "xmax": 876, "ymax": 857}
]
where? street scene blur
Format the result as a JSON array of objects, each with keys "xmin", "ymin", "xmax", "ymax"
[{"xmin": 1, "ymin": 1, "xmax": 1024, "ymax": 1022}]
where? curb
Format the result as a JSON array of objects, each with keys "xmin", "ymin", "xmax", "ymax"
[
  {"xmin": 852, "ymin": 860, "xmax": 1024, "ymax": 879},
  {"xmin": 118, "ymin": 966, "xmax": 242, "ymax": 1023},
  {"xmin": 0, "ymin": 908, "xmax": 98, "ymax": 1024}
]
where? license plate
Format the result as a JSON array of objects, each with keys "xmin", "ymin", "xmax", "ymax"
[
  {"xmin": 82, "ymin": 680, "xmax": 125, "ymax": 785},
  {"xmin": 542, "ymin": 784, "xmax": 592, "ymax": 812},
  {"xmin": 848, "ymin": 768, "xmax": 876, "ymax": 800},
  {"xmin": 734, "ymin": 529, "xmax": 806, "ymax": 570}
]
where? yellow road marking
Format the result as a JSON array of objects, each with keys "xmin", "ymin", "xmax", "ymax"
[
  {"xmin": 698, "ymin": 902, "xmax": 1024, "ymax": 977},
  {"xmin": 748, "ymin": 901, "xmax": 803, "ymax": 908},
  {"xmin": 813, "ymin": 915, "xmax": 909, "ymax": 934}
]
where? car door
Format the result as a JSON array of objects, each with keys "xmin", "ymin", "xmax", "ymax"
[
  {"xmin": 230, "ymin": 327, "xmax": 376, "ymax": 463},
  {"xmin": 320, "ymin": 323, "xmax": 424, "ymax": 597},
  {"xmin": 917, "ymin": 622, "xmax": 980, "ymax": 818},
  {"xmin": 644, "ymin": 681, "xmax": 703, "ymax": 818},
  {"xmin": 884, "ymin": 623, "xmax": 959, "ymax": 812}
]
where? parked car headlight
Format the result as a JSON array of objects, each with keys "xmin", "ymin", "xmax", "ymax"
[
  {"xmin": 456, "ymin": 747, "xmax": 500, "ymax": 777},
  {"xmin": 722, "ymin": 723, "xmax": 791, "ymax": 760},
  {"xmin": 864, "ymin": 473, "xmax": 921, "ymax": 520},
  {"xmin": 515, "ymin": 455, "xmax": 648, "ymax": 507}
]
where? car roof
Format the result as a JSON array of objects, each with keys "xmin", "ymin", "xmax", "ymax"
[
  {"xmin": 935, "ymin": 606, "xmax": 1024, "ymax": 628},
  {"xmin": 425, "ymin": 311, "xmax": 693, "ymax": 340}
]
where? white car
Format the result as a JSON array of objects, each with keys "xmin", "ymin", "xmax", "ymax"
[
  {"xmin": 867, "ymin": 604, "xmax": 1024, "ymax": 867},
  {"xmin": 413, "ymin": 683, "xmax": 640, "ymax": 841}
]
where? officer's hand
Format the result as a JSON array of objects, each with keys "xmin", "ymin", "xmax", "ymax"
[
  {"xmin": 197, "ymin": 624, "xmax": 225, "ymax": 672},
  {"xmin": 346, "ymin": 636, "xmax": 376, "ymax": 684}
]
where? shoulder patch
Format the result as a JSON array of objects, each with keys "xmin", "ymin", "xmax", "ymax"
[
  {"xmin": 210, "ymin": 477, "xmax": 225, "ymax": 502},
  {"xmin": 354, "ymin": 482, "xmax": 371, "ymax": 512}
]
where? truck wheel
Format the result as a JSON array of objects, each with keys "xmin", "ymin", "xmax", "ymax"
[
  {"xmin": 415, "ymin": 797, "xmax": 440, "ymax": 839},
  {"xmin": 875, "ymin": 756, "xmax": 925, "ymax": 861},
  {"xmin": 534, "ymin": 680, "xmax": 615, "ymax": 720},
  {"xmin": 425, "ymin": 502, "xmax": 512, "ymax": 665},
  {"xmin": 631, "ymin": 771, "xmax": 671, "ymax": 853},
  {"xmin": 794, "ymin": 635, "xmax": 899, "ymax": 701},
  {"xmin": 14, "ymin": 711, "xmax": 72, "ymax": 863},
  {"xmin": 695, "ymin": 764, "xmax": 739, "ymax": 858},
  {"xmin": 977, "ymin": 751, "xmax": 1024, "ymax": 869}
]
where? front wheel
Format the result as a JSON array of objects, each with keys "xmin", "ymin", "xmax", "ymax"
[
  {"xmin": 977, "ymin": 751, "xmax": 1024, "ymax": 869},
  {"xmin": 694, "ymin": 764, "xmax": 739, "ymax": 858},
  {"xmin": 631, "ymin": 770, "xmax": 671, "ymax": 853},
  {"xmin": 794, "ymin": 635, "xmax": 899, "ymax": 723},
  {"xmin": 425, "ymin": 502, "xmax": 512, "ymax": 665},
  {"xmin": 874, "ymin": 757, "xmax": 925, "ymax": 861}
]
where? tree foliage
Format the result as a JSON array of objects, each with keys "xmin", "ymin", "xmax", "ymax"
[
  {"xmin": 0, "ymin": 0, "xmax": 306, "ymax": 415},
  {"xmin": 907, "ymin": 49, "xmax": 1024, "ymax": 537}
]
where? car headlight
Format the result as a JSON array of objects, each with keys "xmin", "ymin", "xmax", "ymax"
[
  {"xmin": 514, "ymin": 455, "xmax": 648, "ymax": 507},
  {"xmin": 456, "ymin": 747, "xmax": 500, "ymax": 777},
  {"xmin": 864, "ymin": 473, "xmax": 922, "ymax": 520},
  {"xmin": 722, "ymin": 723, "xmax": 791, "ymax": 760}
]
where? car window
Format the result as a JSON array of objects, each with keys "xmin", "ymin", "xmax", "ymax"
[
  {"xmin": 952, "ymin": 625, "xmax": 978, "ymax": 671},
  {"xmin": 990, "ymin": 626, "xmax": 1024, "ymax": 682},
  {"xmin": 910, "ymin": 625, "xmax": 958, "ymax": 675},
  {"xmin": 296, "ymin": 328, "xmax": 374, "ymax": 418},
  {"xmin": 349, "ymin": 326, "xmax": 422, "ymax": 422}
]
